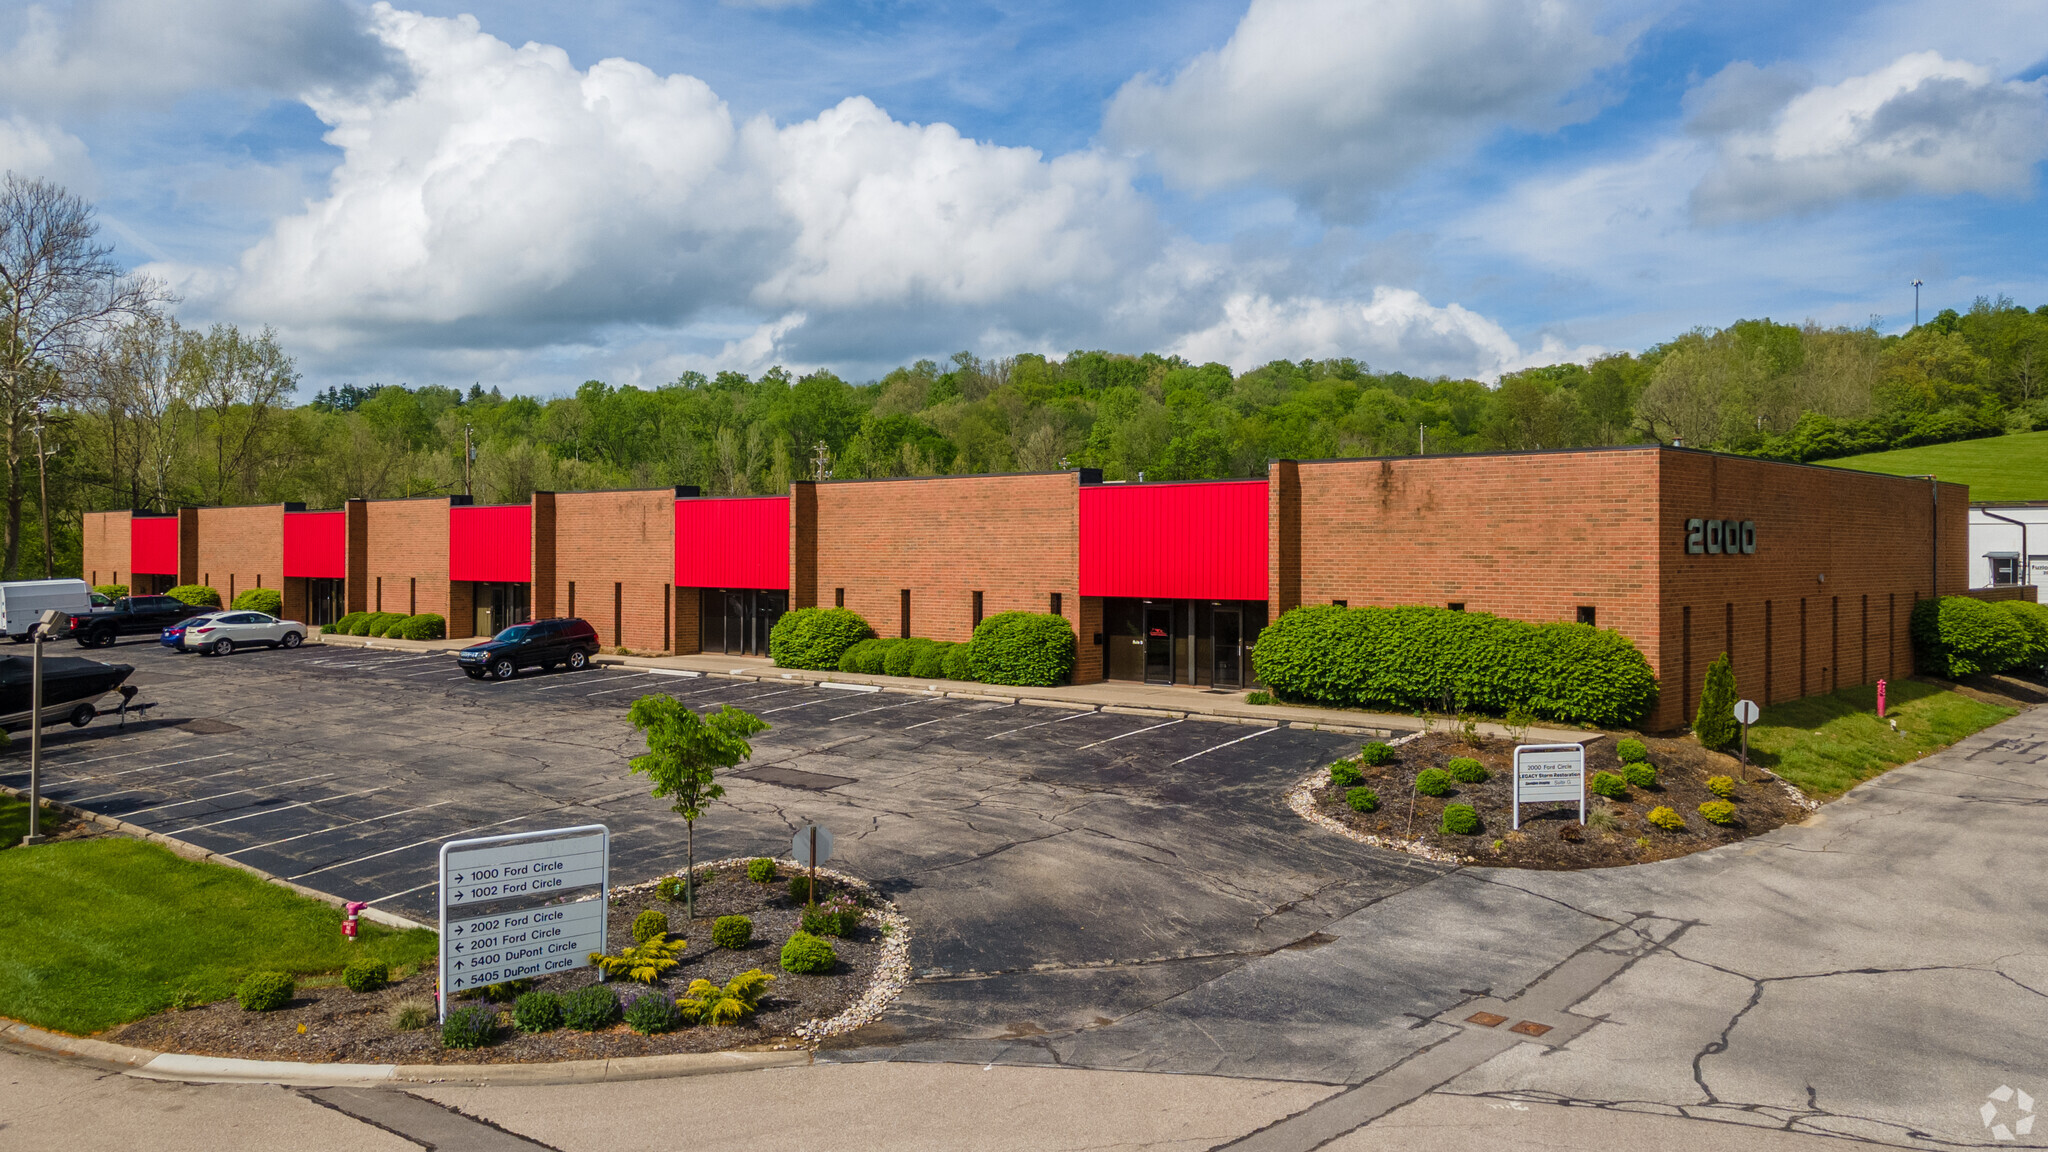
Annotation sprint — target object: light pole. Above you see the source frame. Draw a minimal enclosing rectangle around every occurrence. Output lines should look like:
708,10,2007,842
20,610,56,846
463,424,475,497
31,410,57,579
1912,279,1923,329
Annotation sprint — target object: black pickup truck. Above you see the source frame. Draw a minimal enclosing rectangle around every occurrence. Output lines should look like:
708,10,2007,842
67,595,208,648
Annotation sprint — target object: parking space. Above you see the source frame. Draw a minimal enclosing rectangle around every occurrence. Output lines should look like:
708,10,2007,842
7,635,1442,1059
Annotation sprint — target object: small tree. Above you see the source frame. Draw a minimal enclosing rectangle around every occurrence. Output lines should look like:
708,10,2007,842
627,697,768,922
1694,651,1738,750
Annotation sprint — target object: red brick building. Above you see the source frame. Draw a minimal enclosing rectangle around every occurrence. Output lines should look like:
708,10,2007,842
79,446,1968,731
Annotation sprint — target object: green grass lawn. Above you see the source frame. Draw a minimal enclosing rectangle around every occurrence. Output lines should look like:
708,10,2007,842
1823,430,2048,502
0,837,437,1034
1745,678,2016,799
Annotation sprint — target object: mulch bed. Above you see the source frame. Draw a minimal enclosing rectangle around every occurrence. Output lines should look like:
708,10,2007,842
113,862,880,1063
1309,732,1812,869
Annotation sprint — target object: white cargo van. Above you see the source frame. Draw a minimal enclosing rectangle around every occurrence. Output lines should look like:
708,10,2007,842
0,579,94,641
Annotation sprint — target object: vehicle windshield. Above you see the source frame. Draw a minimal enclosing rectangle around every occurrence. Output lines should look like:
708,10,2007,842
493,625,531,643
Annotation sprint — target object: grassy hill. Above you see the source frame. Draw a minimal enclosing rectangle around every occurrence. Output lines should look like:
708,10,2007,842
1822,431,2048,503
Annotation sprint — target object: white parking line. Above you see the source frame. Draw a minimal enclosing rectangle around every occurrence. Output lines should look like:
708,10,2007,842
905,703,1013,729
1077,719,1184,750
117,771,339,819
398,664,461,677
530,672,651,691
823,696,943,722
48,750,238,787
67,761,254,803
754,695,848,715
1170,725,1278,764
0,740,197,778
165,784,390,835
288,812,532,880
984,710,1095,740
719,686,807,703
222,800,454,856
367,879,438,906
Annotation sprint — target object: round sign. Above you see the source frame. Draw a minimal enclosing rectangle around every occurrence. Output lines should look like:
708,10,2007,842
790,824,835,867
1733,699,1760,725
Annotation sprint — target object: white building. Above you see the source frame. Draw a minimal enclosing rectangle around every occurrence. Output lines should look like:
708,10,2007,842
1969,503,2048,589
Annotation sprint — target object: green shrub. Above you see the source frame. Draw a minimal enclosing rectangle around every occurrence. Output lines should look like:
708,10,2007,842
1328,760,1363,787
968,611,1075,687
1623,762,1657,789
1250,604,1658,728
910,641,950,678
942,641,976,680
1912,595,2030,679
325,612,368,635
885,638,934,677
1447,757,1488,784
624,991,684,1035
512,990,564,1033
713,915,754,949
167,584,222,608
236,971,294,1011
1346,786,1379,813
678,969,774,1025
390,998,435,1031
440,1003,499,1049
860,638,903,675
1246,689,1274,705
393,613,446,640
562,984,621,1031
787,873,827,905
1694,652,1738,749
341,957,389,993
780,931,838,974
1359,741,1395,766
657,875,689,902
93,583,129,599
1589,771,1629,799
479,978,534,1002
800,895,863,938
230,587,284,616
746,858,777,883
1440,804,1481,835
771,607,875,670
368,612,411,637
1994,600,2048,671
632,909,670,943
592,934,685,983
1616,738,1648,764
1646,805,1686,831
836,638,880,673
1698,800,1738,826
1705,775,1736,799
1413,768,1453,797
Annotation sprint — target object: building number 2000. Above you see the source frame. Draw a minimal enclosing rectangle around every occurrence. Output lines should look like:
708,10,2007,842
1686,518,1756,555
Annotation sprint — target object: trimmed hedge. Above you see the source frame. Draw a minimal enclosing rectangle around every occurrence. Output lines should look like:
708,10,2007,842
230,587,283,616
968,611,1075,687
393,613,446,641
910,641,951,678
941,641,975,680
1694,652,1737,749
772,607,875,670
1251,604,1658,728
167,584,222,608
886,638,936,677
357,612,406,637
1912,595,2031,679
93,583,128,599
326,611,368,636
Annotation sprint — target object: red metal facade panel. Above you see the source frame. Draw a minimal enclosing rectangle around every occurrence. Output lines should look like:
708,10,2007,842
449,505,533,583
1080,480,1269,600
282,511,346,578
131,516,180,575
675,497,788,589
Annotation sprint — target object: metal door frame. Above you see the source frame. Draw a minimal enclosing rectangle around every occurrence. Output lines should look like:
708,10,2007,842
1143,605,1175,685
1212,607,1243,689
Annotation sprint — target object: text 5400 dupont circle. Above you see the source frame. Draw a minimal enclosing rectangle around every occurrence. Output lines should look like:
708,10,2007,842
438,826,611,1008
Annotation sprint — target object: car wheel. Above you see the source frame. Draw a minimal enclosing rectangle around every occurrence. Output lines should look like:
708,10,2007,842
566,649,589,671
97,630,118,648
211,638,235,656
465,668,485,679
280,631,302,649
67,703,96,728
491,658,516,680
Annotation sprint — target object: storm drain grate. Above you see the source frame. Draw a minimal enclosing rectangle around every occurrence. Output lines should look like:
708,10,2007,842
174,717,244,734
1508,1020,1553,1037
1465,1012,1507,1028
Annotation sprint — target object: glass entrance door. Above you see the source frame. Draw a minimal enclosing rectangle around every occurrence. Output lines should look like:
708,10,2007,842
1213,608,1243,688
474,582,531,638
306,578,344,626
1144,607,1174,683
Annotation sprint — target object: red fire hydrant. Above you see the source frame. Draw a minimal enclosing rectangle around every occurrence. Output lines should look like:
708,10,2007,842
343,901,369,939
1876,679,1887,719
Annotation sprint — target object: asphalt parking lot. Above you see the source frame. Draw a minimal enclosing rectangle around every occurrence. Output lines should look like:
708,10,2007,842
3,635,1445,1065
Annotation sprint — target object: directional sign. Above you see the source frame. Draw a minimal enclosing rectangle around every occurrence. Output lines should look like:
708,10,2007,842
791,824,834,867
1733,699,1760,725
438,825,609,1016
1512,744,1586,830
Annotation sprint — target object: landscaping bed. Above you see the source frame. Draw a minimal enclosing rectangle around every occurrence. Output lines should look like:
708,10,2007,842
113,861,899,1064
1299,732,1813,869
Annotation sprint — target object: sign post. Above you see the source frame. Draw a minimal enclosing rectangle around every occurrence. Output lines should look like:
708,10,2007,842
791,823,834,906
438,824,609,1021
1512,744,1586,830
1733,699,1760,780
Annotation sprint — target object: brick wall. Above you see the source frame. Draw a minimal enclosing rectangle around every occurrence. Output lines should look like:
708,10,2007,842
345,500,369,614
1964,585,2040,603
193,505,286,605
364,497,452,628
554,488,674,652
811,473,1080,650
531,492,558,619
82,511,129,587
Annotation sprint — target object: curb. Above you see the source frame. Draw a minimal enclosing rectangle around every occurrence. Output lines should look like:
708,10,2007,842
1,1018,810,1087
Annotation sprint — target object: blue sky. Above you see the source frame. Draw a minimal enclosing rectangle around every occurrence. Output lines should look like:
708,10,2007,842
2,0,2044,394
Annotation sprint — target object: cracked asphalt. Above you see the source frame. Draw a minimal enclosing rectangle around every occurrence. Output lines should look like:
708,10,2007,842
8,635,2047,1150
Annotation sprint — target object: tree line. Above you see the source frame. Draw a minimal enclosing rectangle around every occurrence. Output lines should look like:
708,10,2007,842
7,173,2047,581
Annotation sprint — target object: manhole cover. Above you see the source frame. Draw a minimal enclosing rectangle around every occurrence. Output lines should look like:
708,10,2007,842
1508,1020,1553,1037
728,764,856,791
1465,1012,1508,1028
174,718,244,735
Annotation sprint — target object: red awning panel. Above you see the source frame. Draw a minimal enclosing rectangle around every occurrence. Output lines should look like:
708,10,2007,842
675,497,786,589
282,511,346,579
130,515,179,576
450,504,532,583
1080,480,1269,600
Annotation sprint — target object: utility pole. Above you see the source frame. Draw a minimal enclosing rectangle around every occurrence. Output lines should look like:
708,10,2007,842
32,410,56,579
811,440,830,482
1418,423,1425,455
464,424,475,497
1912,279,1923,329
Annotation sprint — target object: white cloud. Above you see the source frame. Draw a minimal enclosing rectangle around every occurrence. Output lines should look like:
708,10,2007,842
1103,0,1632,219
1168,288,1600,378
1691,52,2048,223
0,114,93,190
